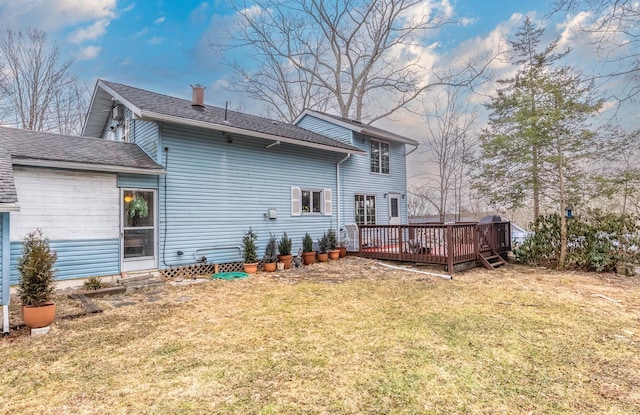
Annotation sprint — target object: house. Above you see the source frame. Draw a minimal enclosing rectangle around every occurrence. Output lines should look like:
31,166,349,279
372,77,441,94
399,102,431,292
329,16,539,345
1,80,418,333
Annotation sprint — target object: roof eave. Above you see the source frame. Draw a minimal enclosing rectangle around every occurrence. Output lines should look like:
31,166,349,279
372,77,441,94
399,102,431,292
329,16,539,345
0,203,20,212
361,127,419,146
139,110,366,155
13,158,166,176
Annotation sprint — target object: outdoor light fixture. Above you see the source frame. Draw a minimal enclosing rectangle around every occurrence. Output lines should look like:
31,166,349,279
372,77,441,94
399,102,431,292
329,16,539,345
124,195,133,203
383,193,388,198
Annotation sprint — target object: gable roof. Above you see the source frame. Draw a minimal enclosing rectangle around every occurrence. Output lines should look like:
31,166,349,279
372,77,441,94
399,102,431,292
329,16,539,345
293,109,419,147
84,80,364,155
0,126,165,211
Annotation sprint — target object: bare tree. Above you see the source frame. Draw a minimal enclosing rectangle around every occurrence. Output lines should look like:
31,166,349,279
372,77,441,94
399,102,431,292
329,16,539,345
216,0,495,122
551,0,640,104
413,86,477,221
0,28,87,133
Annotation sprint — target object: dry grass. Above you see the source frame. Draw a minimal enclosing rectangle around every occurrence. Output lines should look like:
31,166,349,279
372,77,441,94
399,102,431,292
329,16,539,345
2,257,639,414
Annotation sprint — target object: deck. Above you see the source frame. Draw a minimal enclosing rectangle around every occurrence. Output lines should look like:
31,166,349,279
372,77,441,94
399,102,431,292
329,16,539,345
353,222,511,274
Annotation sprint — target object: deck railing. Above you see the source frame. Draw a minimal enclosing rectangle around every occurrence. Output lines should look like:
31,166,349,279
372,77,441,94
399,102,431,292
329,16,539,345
355,222,511,273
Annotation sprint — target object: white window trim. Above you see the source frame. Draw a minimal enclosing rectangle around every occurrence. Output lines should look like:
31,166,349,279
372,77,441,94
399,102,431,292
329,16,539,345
370,139,390,175
291,186,332,216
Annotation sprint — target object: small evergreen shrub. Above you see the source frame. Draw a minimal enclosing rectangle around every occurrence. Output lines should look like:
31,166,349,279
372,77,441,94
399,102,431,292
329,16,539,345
302,233,314,252
264,233,278,263
18,229,57,306
278,232,292,256
326,228,338,250
242,228,258,263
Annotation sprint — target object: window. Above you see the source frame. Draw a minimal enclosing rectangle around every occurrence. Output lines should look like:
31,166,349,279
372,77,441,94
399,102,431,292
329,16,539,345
355,194,376,225
302,190,322,214
291,187,332,216
370,139,390,174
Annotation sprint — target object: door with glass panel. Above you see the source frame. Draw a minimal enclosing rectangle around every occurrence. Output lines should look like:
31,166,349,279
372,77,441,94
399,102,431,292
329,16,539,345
121,189,156,272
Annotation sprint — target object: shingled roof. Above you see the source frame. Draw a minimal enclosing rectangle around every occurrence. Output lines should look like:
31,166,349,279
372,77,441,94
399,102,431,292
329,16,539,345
293,109,419,146
84,80,363,154
0,127,165,210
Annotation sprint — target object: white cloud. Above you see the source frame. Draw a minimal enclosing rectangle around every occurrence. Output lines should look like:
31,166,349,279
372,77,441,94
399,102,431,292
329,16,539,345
67,19,110,44
154,16,165,24
75,45,101,60
148,36,165,45
0,0,117,32
135,27,148,37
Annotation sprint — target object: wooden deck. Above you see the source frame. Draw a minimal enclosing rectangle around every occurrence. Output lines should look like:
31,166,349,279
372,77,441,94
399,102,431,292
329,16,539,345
354,222,511,274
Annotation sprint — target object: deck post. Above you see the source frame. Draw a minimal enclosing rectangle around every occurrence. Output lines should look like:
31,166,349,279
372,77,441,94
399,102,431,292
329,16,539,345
446,224,454,275
398,225,404,261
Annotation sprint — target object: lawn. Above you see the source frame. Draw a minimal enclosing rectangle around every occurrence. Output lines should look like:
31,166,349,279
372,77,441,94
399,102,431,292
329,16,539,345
1,257,639,414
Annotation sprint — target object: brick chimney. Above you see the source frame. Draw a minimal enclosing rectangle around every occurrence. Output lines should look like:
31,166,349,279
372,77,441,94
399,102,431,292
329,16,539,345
190,84,206,110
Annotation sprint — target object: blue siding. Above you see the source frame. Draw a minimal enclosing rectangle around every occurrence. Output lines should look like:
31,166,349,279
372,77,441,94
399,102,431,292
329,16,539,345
1,213,7,306
131,119,159,161
9,239,120,284
158,124,342,267
297,115,354,144
339,132,408,226
118,174,159,189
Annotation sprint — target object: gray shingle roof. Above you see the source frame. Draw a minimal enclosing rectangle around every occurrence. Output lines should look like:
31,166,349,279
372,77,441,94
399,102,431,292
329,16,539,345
98,80,361,153
0,126,164,205
297,109,419,146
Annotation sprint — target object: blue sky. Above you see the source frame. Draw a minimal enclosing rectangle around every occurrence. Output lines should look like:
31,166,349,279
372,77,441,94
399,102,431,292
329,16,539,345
0,1,566,104
1,0,636,138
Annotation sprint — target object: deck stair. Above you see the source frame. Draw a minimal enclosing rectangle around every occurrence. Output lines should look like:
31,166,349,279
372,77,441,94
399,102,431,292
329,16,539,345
478,250,507,270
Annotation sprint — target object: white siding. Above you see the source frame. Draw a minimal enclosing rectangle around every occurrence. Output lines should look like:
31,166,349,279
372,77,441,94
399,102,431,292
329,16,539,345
11,167,119,241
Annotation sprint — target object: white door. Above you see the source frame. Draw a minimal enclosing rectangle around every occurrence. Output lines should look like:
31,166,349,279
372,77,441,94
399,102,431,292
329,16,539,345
388,193,400,225
121,189,157,272
388,193,400,242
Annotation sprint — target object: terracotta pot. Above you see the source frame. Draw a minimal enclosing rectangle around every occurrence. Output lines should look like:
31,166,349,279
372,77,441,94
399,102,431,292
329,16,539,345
263,262,277,272
328,249,340,260
302,251,316,265
22,303,56,329
339,246,347,258
278,254,293,269
243,262,258,274
317,252,328,262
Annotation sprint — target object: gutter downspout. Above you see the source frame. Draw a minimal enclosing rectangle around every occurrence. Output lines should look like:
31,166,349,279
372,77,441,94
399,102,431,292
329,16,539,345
2,213,10,335
405,143,418,157
336,154,351,232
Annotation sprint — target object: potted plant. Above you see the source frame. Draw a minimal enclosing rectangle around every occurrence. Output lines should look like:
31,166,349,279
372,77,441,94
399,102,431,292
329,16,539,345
317,232,329,262
302,232,316,265
18,229,58,329
278,232,293,269
263,233,278,272
327,228,340,260
242,228,259,274
127,195,149,226
338,229,348,258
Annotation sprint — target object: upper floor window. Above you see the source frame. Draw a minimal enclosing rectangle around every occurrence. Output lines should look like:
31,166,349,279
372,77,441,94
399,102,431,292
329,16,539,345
370,139,390,174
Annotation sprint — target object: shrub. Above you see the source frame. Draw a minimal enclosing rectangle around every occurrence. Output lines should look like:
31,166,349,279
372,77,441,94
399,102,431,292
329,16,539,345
18,229,57,307
514,211,640,272
264,233,278,263
242,228,258,263
278,232,292,256
326,228,338,250
84,276,104,291
302,233,314,252
318,233,329,253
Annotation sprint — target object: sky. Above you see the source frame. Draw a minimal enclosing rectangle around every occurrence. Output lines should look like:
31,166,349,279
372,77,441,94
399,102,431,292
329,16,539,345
0,0,637,179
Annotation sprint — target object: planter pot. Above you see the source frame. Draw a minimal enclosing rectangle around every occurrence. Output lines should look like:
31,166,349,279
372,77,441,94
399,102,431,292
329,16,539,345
263,262,277,272
22,303,56,329
328,249,340,260
317,252,328,262
339,246,347,258
302,251,316,265
278,254,293,269
243,262,258,274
